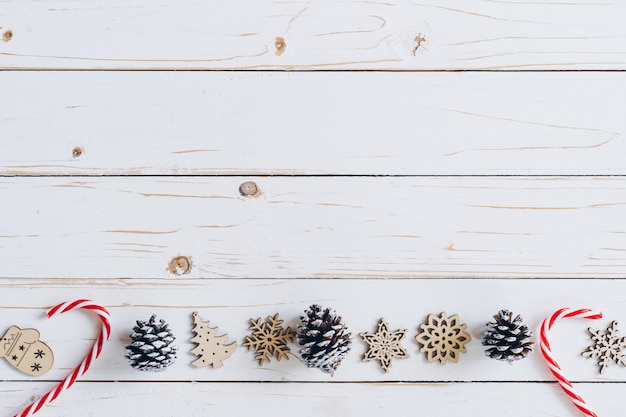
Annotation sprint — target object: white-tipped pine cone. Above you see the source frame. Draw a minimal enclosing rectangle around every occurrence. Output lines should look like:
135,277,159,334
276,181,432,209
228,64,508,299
297,304,352,374
483,309,534,362
125,315,178,371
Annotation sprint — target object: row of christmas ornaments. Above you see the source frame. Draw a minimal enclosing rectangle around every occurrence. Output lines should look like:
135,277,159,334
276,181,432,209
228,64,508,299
124,305,620,375
3,305,619,378
7,301,607,417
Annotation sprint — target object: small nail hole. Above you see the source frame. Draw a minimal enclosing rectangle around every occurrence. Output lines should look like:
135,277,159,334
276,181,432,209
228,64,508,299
239,181,261,198
2,30,13,42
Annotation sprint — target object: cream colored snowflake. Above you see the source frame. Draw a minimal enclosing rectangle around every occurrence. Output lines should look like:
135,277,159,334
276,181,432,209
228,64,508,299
360,318,410,372
416,312,471,364
582,321,626,374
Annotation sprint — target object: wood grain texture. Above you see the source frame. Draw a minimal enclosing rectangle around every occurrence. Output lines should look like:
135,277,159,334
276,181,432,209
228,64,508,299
1,71,625,176
3,382,623,417
0,279,622,383
0,176,625,279
4,0,625,412
1,0,625,70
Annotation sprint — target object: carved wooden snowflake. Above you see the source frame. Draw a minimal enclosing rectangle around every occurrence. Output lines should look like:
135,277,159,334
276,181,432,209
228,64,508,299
360,318,409,372
242,313,295,366
582,320,626,374
416,312,471,364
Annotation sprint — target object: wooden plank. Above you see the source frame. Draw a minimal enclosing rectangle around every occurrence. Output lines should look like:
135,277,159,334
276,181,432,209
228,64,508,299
1,0,625,70
2,381,622,417
0,176,625,279
0,279,622,382
1,71,625,176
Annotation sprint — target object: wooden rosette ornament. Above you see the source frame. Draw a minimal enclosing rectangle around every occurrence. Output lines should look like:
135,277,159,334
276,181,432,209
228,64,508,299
416,312,471,364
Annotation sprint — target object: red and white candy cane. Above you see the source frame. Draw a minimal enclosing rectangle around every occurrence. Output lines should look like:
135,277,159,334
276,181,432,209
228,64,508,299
14,300,111,417
540,308,602,417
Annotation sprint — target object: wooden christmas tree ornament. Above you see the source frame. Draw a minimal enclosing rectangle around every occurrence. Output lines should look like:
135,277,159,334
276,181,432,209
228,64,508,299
0,325,54,376
360,318,409,373
416,312,471,364
190,312,237,368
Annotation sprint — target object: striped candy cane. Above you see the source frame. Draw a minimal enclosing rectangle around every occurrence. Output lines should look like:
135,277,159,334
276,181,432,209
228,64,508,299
540,308,602,417
14,300,111,417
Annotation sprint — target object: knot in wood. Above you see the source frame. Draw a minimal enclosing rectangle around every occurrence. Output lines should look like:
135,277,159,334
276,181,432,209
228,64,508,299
2,30,12,42
239,181,261,198
168,256,192,275
274,37,286,56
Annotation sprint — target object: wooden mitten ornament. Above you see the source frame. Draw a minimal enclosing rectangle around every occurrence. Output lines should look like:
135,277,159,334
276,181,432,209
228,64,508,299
1,325,53,376
190,312,237,368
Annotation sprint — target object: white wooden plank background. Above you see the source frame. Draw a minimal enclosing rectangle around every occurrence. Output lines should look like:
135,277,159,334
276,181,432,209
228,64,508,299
0,176,625,279
1,71,625,176
3,0,626,416
1,0,625,70
5,382,623,417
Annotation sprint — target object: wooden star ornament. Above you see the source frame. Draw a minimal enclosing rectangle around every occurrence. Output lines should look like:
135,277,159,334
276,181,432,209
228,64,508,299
360,318,410,372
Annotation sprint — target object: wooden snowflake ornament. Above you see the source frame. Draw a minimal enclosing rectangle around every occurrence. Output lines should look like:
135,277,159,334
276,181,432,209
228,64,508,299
416,312,471,364
190,312,237,369
242,313,295,366
582,320,626,374
360,318,409,372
